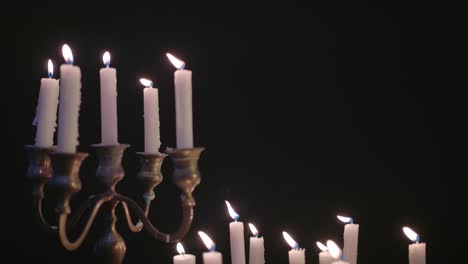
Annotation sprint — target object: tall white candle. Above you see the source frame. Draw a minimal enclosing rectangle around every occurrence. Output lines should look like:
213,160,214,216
327,240,350,264
57,44,81,153
283,232,305,264
140,78,161,154
337,215,359,264
198,231,222,264
173,242,196,264
403,227,426,264
316,242,334,264
99,51,118,145
225,201,246,264
34,59,59,147
248,223,265,264
167,53,193,149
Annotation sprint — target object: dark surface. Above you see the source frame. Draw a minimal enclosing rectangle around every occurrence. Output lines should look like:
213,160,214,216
2,1,462,263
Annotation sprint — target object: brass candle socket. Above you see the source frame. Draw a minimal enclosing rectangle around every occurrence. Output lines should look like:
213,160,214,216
27,144,205,264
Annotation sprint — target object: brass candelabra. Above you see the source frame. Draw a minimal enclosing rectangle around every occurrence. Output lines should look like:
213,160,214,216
25,144,204,264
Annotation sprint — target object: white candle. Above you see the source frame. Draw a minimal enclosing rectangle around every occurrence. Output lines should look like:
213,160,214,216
99,51,118,145
34,59,59,147
327,240,350,264
337,215,359,264
140,78,161,153
167,53,193,149
198,231,222,264
283,232,305,264
173,242,196,264
57,44,81,153
225,201,245,264
403,227,426,264
248,223,265,264
316,242,334,264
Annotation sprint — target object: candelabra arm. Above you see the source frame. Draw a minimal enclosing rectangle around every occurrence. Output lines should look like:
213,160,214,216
58,194,113,251
33,197,57,232
116,194,193,242
121,201,150,232
67,194,103,229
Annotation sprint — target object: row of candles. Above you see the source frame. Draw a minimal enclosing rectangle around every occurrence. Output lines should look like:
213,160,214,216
32,45,426,264
175,202,426,264
33,44,192,151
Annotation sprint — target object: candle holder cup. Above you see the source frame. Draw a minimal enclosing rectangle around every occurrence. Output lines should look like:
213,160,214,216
26,144,205,264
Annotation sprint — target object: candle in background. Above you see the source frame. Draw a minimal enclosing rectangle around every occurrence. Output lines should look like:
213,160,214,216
34,59,59,147
173,242,196,264
166,53,193,149
140,78,161,153
282,231,305,264
99,51,118,145
248,223,265,264
316,241,334,264
337,215,359,264
403,227,426,264
225,201,246,264
198,231,222,264
57,44,82,153
327,240,349,264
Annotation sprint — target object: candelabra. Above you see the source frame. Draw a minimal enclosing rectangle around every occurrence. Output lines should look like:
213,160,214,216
25,144,204,264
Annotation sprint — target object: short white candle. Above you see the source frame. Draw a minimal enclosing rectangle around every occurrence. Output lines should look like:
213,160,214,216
248,223,265,264
99,51,118,145
167,53,193,149
173,242,196,264
283,231,305,264
327,240,350,264
225,201,246,264
337,215,359,264
316,242,334,264
34,59,59,147
403,227,426,264
57,44,81,153
198,231,222,264
140,78,161,154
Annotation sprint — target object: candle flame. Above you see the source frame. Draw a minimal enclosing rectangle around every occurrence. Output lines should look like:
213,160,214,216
282,231,299,249
47,59,53,78
139,78,153,88
176,242,185,255
62,44,74,64
103,51,111,67
337,215,353,224
316,241,328,252
326,240,342,259
403,226,420,243
248,223,259,237
198,231,215,251
225,201,240,221
166,53,185,70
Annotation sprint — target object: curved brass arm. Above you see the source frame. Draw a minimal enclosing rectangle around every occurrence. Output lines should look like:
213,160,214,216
121,201,150,232
115,194,194,243
58,194,113,251
33,197,57,233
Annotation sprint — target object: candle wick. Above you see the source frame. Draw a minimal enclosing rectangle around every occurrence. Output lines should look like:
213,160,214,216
294,243,300,250
210,245,216,252
416,235,420,244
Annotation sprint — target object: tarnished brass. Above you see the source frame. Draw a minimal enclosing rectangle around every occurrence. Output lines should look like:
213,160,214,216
136,152,167,202
92,144,129,192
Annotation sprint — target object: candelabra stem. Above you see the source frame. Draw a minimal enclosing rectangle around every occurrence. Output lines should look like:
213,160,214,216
94,200,126,264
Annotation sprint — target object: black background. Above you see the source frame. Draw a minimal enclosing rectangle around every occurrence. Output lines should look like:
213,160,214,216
2,1,463,263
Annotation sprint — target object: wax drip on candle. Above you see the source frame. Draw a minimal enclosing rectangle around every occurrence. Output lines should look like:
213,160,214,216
167,53,186,70
103,51,111,68
47,59,53,78
403,226,420,243
140,78,153,88
62,44,74,64
283,231,300,250
198,231,216,252
248,223,259,238
225,200,240,221
337,215,354,224
326,240,343,260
